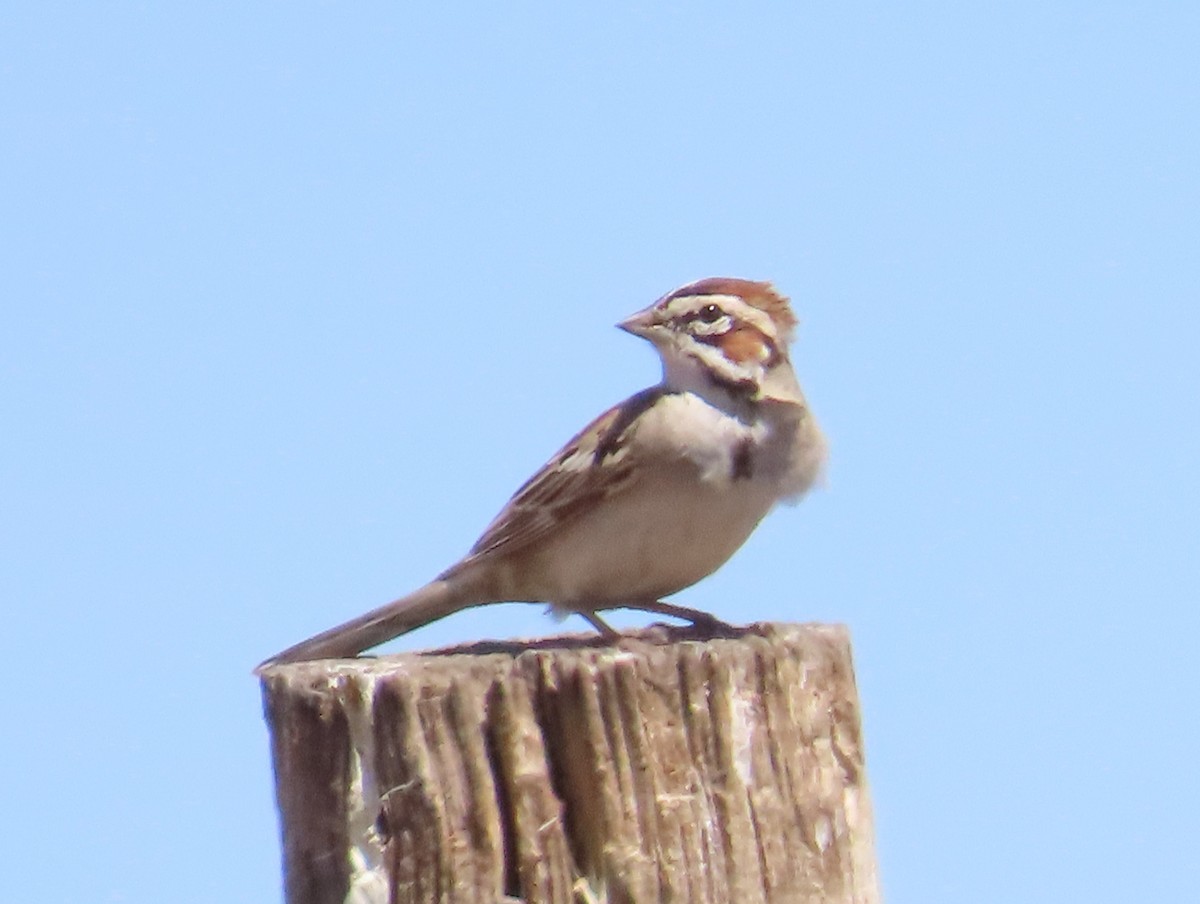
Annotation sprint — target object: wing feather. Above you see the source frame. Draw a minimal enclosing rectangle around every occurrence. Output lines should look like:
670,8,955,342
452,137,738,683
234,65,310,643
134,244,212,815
458,387,665,566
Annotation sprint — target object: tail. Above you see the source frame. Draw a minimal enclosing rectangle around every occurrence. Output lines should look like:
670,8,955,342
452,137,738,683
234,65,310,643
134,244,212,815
256,577,477,671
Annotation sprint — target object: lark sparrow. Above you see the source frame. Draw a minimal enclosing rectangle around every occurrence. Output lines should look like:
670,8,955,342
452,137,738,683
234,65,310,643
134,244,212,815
259,278,826,667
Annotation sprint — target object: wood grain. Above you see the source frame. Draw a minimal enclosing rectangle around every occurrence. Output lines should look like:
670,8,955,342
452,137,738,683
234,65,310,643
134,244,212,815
258,623,880,904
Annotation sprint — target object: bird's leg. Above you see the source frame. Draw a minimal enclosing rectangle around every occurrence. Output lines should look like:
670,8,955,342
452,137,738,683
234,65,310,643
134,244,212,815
594,600,737,632
577,610,621,638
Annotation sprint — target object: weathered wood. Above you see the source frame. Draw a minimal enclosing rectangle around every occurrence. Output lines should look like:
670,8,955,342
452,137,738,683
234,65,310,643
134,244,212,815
259,623,880,904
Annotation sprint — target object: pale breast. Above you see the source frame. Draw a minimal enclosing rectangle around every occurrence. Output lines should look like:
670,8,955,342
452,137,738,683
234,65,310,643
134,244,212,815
519,462,778,606
635,392,769,485
487,389,820,608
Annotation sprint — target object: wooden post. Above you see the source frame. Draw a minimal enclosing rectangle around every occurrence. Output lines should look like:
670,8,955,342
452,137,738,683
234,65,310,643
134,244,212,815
258,623,881,904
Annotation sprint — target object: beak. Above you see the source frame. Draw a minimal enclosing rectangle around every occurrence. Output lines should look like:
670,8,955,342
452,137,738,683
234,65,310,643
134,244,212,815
617,306,658,339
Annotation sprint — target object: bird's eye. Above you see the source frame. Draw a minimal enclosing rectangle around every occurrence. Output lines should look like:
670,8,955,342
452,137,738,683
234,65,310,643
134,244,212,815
697,303,723,323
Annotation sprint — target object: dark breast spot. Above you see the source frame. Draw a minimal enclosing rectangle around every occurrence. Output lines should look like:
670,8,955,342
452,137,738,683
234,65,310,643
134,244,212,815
732,438,754,481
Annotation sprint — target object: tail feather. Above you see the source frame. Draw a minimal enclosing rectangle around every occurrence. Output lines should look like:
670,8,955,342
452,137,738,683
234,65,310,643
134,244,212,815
256,578,472,670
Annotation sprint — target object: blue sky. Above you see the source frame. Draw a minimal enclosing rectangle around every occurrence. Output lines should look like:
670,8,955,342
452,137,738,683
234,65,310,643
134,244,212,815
3,4,1198,902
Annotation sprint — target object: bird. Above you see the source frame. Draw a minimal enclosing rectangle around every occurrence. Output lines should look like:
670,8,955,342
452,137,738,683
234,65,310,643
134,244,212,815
257,277,826,668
